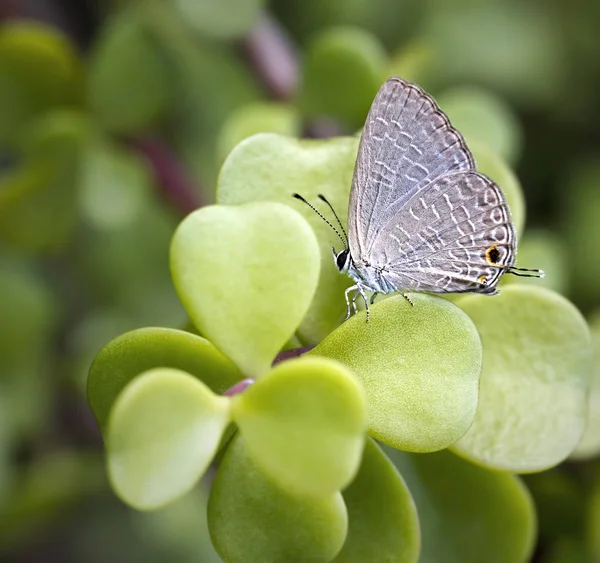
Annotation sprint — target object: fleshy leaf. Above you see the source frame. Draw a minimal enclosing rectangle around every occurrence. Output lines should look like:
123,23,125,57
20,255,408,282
453,285,593,471
175,0,265,39
437,86,523,165
311,293,482,452
217,102,300,163
388,448,536,563
571,312,600,459
232,356,366,496
217,133,359,344
171,202,320,377
88,8,172,134
333,438,420,563
502,229,568,294
87,328,241,433
298,27,387,128
0,21,83,145
208,434,348,563
471,142,525,237
107,368,230,510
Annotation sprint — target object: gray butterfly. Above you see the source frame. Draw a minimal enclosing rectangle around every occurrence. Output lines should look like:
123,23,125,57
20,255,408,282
295,77,543,321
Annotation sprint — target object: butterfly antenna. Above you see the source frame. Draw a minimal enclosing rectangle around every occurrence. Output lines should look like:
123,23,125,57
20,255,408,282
317,194,349,248
292,193,347,249
507,267,545,279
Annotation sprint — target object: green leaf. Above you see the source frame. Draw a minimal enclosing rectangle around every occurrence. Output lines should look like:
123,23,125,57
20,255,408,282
87,328,241,433
388,448,536,563
563,159,600,307
299,27,387,129
88,8,172,134
0,155,78,252
453,285,593,471
312,293,482,452
437,86,523,165
0,21,83,145
208,434,348,563
217,102,300,163
523,469,585,543
217,133,359,344
232,356,366,496
175,0,264,39
107,368,230,510
502,229,568,294
170,202,320,377
333,438,420,563
80,135,152,231
471,142,525,237
571,311,600,459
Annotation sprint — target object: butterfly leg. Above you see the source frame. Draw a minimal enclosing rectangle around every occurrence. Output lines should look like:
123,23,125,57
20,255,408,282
370,292,378,305
344,285,358,321
399,292,414,307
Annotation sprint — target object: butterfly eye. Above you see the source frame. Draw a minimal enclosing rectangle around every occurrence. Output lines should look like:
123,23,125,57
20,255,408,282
336,249,350,271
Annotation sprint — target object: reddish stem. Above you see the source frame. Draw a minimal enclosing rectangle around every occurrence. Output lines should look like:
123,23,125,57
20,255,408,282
130,137,202,215
241,11,299,101
224,378,255,396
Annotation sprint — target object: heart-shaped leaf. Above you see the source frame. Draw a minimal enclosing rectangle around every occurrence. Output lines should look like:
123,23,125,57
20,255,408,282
298,27,387,128
453,285,593,471
437,86,523,165
388,447,536,563
471,142,525,237
312,293,482,452
571,311,600,460
232,356,366,496
170,201,320,377
208,434,348,563
333,438,420,563
107,368,230,510
217,133,359,344
87,327,241,433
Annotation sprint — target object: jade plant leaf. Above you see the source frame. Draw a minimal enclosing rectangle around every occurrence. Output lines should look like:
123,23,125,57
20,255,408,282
175,0,265,39
571,311,600,459
80,135,153,231
453,285,593,471
217,133,359,344
171,201,320,377
232,356,366,497
107,368,230,510
471,142,525,237
87,327,242,433
298,27,387,129
208,434,348,563
437,86,523,165
312,293,482,452
217,102,300,163
0,21,83,145
502,229,568,294
388,448,536,563
333,438,420,563
88,8,172,134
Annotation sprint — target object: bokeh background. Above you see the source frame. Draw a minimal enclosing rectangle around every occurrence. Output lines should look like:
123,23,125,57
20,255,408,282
1,0,599,561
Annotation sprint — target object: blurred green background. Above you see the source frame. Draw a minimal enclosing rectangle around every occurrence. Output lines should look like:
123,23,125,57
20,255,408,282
1,0,600,561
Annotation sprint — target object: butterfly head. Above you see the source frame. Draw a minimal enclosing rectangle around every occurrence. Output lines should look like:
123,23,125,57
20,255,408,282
333,247,351,273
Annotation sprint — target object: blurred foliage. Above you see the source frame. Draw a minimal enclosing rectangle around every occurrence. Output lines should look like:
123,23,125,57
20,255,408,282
1,0,600,561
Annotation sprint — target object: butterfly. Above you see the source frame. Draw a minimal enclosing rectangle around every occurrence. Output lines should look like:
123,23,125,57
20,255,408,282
294,77,543,321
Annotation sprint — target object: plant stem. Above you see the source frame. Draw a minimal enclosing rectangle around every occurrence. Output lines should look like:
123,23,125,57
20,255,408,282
130,136,202,215
241,11,299,101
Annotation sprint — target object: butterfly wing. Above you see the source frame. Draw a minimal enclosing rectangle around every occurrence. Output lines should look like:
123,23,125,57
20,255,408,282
370,171,516,293
348,77,476,262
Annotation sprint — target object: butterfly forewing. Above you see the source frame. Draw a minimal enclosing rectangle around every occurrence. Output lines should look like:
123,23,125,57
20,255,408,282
348,77,475,261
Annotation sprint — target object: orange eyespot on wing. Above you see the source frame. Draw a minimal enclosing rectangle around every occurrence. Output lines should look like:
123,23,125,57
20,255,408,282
485,245,501,265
